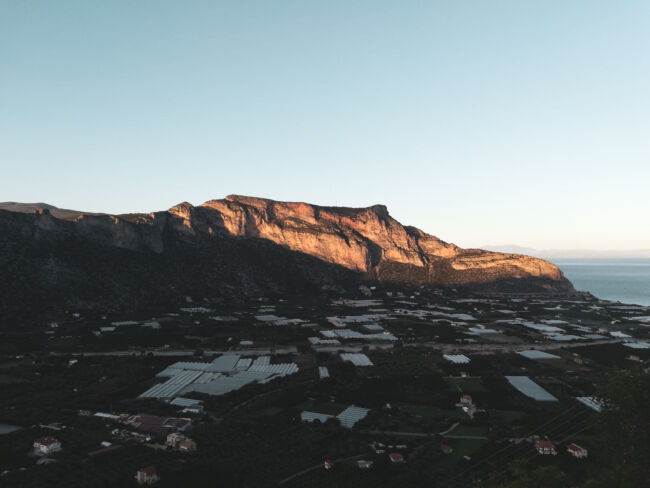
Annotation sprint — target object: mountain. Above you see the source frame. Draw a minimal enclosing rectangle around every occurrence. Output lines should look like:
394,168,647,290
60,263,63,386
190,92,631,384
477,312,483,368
0,195,573,323
484,244,650,260
0,202,103,220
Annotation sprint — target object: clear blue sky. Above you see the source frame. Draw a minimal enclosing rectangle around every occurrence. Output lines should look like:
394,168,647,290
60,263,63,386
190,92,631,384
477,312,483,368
1,1,649,250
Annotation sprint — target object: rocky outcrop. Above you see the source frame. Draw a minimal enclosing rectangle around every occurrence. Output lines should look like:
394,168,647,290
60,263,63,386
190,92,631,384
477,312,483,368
200,195,567,287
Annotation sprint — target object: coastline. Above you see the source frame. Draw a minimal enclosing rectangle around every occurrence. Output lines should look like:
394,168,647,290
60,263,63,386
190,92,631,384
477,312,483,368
555,258,650,306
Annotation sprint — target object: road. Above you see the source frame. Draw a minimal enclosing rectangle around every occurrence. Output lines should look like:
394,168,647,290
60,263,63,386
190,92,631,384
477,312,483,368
51,347,298,357
404,338,622,354
54,338,620,358
359,428,488,440
232,338,617,356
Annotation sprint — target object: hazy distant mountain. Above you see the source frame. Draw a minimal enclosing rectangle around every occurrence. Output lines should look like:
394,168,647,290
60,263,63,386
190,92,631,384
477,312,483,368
484,244,650,260
0,196,574,321
0,202,102,220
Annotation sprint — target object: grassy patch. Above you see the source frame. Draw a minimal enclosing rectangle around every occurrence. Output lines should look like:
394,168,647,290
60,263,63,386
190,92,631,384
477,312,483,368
401,404,466,419
438,439,489,467
447,424,488,436
445,377,487,393
307,402,348,416
490,409,526,424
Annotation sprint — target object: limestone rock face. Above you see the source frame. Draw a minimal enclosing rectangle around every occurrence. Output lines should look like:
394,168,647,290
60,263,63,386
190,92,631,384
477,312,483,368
199,195,566,287
202,195,454,271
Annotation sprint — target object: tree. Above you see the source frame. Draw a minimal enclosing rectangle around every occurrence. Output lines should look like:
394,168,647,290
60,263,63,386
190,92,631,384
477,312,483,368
474,461,572,488
590,371,650,488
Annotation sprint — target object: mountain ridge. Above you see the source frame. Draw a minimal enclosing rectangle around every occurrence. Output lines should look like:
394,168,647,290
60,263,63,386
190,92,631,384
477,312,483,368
0,201,104,220
484,244,650,260
0,196,574,322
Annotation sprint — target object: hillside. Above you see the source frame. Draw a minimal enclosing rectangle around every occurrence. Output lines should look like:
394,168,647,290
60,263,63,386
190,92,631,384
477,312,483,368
0,196,574,322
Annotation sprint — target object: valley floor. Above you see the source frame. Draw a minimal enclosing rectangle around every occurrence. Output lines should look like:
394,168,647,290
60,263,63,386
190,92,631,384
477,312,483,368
1,286,648,487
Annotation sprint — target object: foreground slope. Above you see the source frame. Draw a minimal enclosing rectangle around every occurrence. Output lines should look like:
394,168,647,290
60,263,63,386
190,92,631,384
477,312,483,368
0,196,573,321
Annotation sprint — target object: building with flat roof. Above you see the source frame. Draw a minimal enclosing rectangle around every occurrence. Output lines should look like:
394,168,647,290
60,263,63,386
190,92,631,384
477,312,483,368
135,466,159,485
166,432,185,448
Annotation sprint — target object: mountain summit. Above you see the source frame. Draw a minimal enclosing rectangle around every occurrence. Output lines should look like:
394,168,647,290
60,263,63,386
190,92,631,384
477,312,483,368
0,196,573,320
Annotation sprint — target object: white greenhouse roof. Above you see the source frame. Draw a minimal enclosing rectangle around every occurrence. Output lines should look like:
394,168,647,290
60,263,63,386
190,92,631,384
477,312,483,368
522,322,564,333
208,355,241,372
181,379,253,396
546,334,583,341
518,350,561,360
248,363,298,376
193,372,222,384
336,406,370,428
139,370,204,399
363,324,384,331
340,353,374,366
443,354,470,364
235,358,253,370
301,411,333,423
142,354,298,399
610,331,632,338
170,397,203,407
251,356,270,366
576,396,602,412
335,329,366,339
505,376,558,402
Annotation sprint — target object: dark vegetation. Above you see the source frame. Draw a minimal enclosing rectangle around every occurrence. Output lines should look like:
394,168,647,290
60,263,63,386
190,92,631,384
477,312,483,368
1,285,648,487
0,209,358,325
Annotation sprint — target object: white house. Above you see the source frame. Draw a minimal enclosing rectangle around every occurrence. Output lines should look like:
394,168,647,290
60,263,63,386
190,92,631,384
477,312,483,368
535,440,556,455
460,394,473,405
33,437,62,455
567,443,588,458
135,466,159,485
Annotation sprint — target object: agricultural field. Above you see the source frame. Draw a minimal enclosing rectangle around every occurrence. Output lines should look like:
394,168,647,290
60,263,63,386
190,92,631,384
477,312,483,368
1,287,648,487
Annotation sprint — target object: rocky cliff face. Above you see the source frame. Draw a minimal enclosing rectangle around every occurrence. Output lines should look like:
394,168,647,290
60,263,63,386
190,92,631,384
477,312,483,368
201,195,566,287
0,196,573,322
202,196,455,272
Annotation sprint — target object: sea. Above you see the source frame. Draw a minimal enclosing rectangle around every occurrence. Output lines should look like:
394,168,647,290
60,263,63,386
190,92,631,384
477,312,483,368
553,259,650,306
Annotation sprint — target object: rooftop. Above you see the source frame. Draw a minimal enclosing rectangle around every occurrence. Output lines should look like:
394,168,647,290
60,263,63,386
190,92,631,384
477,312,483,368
34,436,59,446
